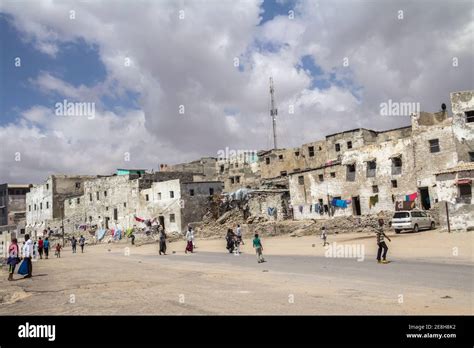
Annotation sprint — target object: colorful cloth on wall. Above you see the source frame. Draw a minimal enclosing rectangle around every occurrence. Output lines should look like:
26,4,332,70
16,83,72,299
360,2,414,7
331,199,348,208
125,228,134,237
134,215,145,222
405,192,418,202
97,229,107,241
395,201,415,210
369,195,379,208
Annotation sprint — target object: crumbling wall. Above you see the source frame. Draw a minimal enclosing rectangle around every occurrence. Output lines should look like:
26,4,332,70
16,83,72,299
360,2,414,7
451,90,474,164
438,201,474,231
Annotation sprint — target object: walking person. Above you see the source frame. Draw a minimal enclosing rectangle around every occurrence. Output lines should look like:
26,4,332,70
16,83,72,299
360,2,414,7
55,243,62,258
185,226,194,254
22,234,33,278
79,235,85,253
321,226,329,247
7,238,20,281
225,229,235,253
33,241,38,260
38,237,44,259
236,224,244,245
71,236,77,253
375,218,391,264
252,233,265,263
159,226,167,255
43,237,50,259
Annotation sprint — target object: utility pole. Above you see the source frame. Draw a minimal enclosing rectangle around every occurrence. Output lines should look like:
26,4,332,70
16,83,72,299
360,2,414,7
269,77,278,149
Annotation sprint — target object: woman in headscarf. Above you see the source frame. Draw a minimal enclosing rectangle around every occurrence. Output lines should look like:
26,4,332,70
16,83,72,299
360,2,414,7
185,226,194,254
7,238,20,281
159,225,167,255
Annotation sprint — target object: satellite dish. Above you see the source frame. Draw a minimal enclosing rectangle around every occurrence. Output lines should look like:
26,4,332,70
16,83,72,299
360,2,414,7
441,103,446,111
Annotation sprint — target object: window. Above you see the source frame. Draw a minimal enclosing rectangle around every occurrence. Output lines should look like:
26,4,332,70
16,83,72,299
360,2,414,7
29,205,31,212
146,194,149,201
170,191,174,198
335,144,341,152
123,202,127,208
346,164,356,181
89,193,93,201
330,172,336,178
40,202,43,210
265,157,270,165
104,191,107,197
366,160,376,177
69,199,72,205
96,192,100,200
347,141,352,149
75,182,81,189
170,214,176,223
106,207,109,211
465,110,474,123
34,204,37,211
46,184,49,190
372,185,379,193
458,184,472,201
76,198,80,204
209,188,214,195
280,171,288,176
318,174,324,182
235,163,239,168
392,157,402,175
470,152,474,162
294,151,300,157
391,180,398,188
308,146,315,157
46,202,49,209
298,176,304,185
429,139,440,153
236,176,241,183
220,165,224,173
278,154,284,160
230,177,235,184
189,189,195,196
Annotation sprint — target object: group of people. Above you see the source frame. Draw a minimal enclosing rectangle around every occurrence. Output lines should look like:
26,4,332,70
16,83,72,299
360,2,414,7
6,230,89,281
224,224,265,263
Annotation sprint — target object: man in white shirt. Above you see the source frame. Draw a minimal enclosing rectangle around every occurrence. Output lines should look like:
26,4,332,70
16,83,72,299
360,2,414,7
22,234,33,278
236,224,244,245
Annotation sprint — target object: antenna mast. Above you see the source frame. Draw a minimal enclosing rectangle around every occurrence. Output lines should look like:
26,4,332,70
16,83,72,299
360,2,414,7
269,77,278,149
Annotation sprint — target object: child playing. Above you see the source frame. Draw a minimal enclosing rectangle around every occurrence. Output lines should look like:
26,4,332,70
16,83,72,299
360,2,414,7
321,226,329,246
55,243,62,258
252,233,265,263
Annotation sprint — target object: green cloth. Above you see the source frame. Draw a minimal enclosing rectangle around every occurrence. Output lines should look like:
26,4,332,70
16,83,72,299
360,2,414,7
125,228,134,237
369,195,379,208
253,237,262,248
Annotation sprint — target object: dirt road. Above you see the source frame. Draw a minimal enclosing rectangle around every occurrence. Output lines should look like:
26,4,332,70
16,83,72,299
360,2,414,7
0,230,472,315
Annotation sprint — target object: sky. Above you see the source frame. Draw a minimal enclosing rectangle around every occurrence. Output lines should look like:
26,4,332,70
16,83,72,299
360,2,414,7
0,0,473,184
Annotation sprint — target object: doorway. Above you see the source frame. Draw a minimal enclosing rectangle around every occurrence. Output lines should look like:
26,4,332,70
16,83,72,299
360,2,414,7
419,187,431,210
352,196,361,216
159,216,165,229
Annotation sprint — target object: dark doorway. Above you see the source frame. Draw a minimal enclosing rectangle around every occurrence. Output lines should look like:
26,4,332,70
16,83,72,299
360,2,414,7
113,208,118,221
419,187,431,210
159,216,165,229
105,217,110,229
352,196,361,216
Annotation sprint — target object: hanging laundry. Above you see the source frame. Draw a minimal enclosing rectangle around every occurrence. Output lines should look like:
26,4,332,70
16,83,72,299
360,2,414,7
405,192,418,202
97,229,107,241
134,215,146,222
369,195,379,208
267,207,276,216
314,203,320,212
125,228,134,237
298,205,304,213
331,199,348,208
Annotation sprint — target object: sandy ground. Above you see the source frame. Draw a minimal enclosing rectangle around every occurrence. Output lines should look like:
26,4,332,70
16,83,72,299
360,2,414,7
0,229,472,315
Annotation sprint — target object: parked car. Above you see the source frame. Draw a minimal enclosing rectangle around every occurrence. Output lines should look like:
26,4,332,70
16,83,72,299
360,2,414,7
391,210,435,233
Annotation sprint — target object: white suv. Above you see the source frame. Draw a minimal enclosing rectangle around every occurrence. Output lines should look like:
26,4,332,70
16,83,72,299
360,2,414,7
391,210,435,233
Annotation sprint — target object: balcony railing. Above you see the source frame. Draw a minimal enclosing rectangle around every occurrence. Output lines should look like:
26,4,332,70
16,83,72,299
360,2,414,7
456,196,472,204
391,166,402,175
366,169,376,178
346,172,356,182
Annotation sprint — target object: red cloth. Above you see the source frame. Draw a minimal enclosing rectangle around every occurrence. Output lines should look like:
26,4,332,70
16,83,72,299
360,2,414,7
38,240,43,248
134,216,145,222
185,241,193,252
407,192,418,201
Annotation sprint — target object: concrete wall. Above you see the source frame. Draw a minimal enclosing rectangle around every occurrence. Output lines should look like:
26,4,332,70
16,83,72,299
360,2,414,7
451,90,474,163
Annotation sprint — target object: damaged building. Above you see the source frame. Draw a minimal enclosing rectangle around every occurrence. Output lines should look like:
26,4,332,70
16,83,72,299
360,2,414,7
288,91,473,228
